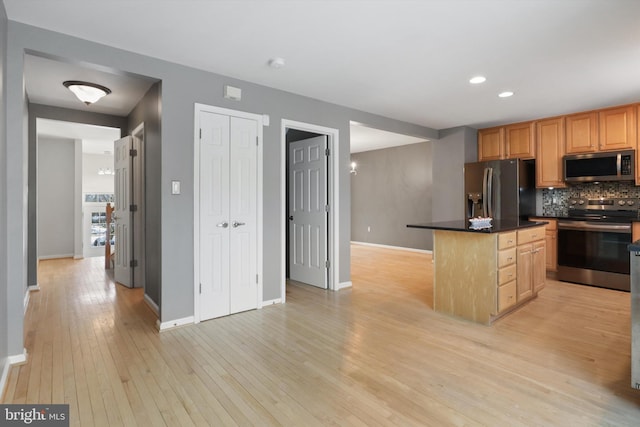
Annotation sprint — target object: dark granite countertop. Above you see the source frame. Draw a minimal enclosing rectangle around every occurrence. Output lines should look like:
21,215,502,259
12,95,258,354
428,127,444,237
407,219,547,233
629,240,640,252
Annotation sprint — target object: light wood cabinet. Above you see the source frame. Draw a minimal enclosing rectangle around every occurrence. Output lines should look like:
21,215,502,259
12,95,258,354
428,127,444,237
533,240,546,293
497,231,517,313
599,105,636,151
432,227,545,325
633,222,640,243
530,218,557,272
535,117,566,188
478,127,504,161
505,121,535,159
566,111,598,154
516,227,546,302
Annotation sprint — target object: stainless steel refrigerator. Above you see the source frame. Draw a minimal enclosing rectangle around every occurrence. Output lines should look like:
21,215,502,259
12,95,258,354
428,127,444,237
464,159,535,220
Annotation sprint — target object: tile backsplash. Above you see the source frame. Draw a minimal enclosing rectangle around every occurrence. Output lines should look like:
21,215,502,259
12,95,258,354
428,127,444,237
541,182,640,216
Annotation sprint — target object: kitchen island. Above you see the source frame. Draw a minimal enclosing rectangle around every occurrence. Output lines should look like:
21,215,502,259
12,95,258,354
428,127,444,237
408,220,547,325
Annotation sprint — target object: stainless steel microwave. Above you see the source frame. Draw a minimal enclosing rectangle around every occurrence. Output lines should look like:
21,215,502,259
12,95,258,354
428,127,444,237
563,150,635,183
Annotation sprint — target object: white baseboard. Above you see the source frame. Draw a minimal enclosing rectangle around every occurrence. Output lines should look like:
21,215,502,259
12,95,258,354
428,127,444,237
351,241,432,254
38,254,74,260
144,294,159,317
24,284,41,314
156,316,194,332
73,255,84,260
8,350,27,365
336,281,352,290
1,349,28,399
262,298,282,306
23,291,30,314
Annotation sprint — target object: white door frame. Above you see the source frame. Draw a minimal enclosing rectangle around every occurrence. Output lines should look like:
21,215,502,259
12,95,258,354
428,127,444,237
281,120,340,302
131,122,146,291
193,103,264,323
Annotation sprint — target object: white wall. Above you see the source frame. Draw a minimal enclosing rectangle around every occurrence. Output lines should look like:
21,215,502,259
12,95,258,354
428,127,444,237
37,136,75,258
82,153,115,194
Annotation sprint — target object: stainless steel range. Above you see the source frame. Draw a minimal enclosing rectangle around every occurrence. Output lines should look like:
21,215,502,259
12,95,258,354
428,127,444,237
557,197,638,291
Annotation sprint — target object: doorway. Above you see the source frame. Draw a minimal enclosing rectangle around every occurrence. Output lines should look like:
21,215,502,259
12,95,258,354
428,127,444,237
281,120,341,301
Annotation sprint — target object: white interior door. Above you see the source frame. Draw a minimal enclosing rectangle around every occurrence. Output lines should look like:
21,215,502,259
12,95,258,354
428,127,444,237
114,136,133,288
229,116,258,313
288,135,328,288
199,111,258,321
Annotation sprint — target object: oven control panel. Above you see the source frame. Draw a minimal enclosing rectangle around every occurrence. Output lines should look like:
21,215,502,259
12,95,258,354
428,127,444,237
568,198,638,211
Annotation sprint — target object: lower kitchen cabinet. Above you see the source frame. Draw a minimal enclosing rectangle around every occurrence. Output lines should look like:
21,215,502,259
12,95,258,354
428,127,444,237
517,227,546,302
431,225,546,325
530,217,558,272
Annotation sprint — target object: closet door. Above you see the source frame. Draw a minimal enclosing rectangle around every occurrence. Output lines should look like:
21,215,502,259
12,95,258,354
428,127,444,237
229,116,258,314
199,111,258,321
200,112,231,320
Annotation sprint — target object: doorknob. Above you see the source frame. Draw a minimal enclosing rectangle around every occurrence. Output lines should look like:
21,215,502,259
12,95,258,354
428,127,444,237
232,221,245,228
112,214,118,221
288,216,293,221
216,222,229,228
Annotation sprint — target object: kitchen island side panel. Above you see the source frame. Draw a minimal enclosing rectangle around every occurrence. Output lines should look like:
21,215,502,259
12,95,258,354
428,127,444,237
434,230,497,324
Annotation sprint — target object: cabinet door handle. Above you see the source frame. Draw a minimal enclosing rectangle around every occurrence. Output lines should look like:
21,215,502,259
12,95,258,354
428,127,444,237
216,222,228,228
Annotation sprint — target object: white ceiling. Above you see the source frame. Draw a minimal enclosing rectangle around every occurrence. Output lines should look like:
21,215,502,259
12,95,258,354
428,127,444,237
37,118,121,154
25,54,155,116
6,0,640,131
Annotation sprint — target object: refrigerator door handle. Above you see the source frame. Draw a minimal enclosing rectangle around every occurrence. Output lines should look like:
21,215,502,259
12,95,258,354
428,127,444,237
487,167,494,218
482,167,489,217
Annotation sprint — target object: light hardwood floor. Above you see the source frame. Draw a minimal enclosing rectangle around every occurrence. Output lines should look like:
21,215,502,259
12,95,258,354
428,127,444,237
2,245,640,426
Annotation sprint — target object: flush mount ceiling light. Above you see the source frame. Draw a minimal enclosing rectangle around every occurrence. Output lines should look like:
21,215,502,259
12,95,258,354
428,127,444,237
63,80,111,105
469,76,486,84
498,91,514,98
268,57,286,69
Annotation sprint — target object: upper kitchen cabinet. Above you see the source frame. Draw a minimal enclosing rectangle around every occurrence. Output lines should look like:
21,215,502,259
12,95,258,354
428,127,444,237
505,122,535,159
535,117,566,188
565,111,598,154
598,105,636,151
478,127,504,161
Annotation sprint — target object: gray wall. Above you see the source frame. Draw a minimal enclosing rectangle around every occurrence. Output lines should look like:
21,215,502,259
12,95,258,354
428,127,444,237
351,142,433,250
127,82,161,308
27,104,127,288
0,0,8,375
4,21,437,354
432,126,478,223
37,137,74,257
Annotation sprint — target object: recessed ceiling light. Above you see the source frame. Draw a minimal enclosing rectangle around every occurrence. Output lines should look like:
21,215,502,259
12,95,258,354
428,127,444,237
498,91,514,98
469,76,486,84
268,57,286,69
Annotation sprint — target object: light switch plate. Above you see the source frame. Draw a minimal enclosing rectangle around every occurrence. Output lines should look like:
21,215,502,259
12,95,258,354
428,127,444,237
171,181,181,195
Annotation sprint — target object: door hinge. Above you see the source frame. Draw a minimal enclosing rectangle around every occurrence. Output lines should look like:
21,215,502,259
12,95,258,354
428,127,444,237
129,148,138,157
325,204,330,212
325,260,330,269
256,274,259,284
256,136,259,146
199,128,202,140
199,283,202,294
325,148,330,156
129,204,138,212
129,260,138,268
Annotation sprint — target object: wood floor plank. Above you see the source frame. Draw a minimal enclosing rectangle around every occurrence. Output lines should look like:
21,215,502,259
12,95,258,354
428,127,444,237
2,248,640,426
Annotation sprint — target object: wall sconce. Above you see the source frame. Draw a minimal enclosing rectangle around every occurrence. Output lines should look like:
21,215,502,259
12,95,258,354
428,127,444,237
350,161,357,175
98,168,115,176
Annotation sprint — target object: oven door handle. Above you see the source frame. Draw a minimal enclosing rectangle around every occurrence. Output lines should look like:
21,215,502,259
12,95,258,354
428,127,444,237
558,221,631,233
